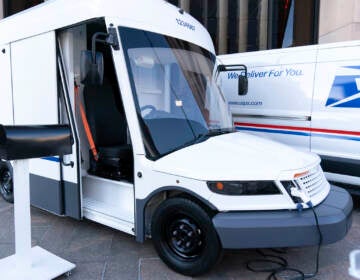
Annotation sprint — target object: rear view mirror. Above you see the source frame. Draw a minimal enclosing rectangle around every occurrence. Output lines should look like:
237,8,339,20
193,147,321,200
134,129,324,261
80,50,104,86
238,74,248,96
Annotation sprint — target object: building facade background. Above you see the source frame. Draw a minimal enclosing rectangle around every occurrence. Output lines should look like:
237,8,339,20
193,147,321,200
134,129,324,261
168,0,319,54
319,0,360,44
0,0,359,54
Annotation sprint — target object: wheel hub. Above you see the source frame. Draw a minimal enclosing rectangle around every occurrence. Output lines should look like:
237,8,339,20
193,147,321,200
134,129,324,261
167,217,203,258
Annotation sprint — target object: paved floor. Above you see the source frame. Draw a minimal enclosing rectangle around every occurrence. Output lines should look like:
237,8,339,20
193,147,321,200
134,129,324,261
0,196,358,280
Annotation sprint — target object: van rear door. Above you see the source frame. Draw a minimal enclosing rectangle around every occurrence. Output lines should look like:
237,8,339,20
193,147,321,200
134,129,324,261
218,47,317,151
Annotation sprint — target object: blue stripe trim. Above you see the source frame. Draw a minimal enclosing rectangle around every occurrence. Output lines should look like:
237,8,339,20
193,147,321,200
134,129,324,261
312,133,360,142
41,156,60,163
236,126,360,141
236,126,310,136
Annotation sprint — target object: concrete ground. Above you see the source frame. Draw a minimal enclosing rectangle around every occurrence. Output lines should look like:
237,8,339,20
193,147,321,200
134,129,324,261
0,196,358,280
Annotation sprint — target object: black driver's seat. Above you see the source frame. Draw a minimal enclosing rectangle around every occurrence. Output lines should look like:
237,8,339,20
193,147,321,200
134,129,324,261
83,81,133,180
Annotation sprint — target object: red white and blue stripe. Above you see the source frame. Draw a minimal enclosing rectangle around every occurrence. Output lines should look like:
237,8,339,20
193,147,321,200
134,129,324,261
235,122,360,142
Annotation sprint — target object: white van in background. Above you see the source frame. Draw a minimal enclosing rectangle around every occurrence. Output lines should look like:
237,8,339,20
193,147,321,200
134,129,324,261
218,41,360,193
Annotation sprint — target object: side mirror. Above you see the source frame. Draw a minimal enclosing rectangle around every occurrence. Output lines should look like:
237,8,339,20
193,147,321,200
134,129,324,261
215,63,248,95
238,74,248,96
80,50,104,86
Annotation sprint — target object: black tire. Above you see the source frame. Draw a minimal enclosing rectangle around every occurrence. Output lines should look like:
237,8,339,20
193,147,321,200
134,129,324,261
151,197,222,276
0,163,13,203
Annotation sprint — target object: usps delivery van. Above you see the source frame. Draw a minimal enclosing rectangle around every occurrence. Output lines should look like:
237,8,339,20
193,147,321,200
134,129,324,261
0,0,353,276
218,42,360,194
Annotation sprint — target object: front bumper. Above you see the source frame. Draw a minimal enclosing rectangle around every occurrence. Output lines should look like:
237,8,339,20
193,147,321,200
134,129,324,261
213,185,352,249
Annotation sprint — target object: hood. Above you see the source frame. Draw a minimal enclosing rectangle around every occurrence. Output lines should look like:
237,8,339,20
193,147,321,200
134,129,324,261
153,132,319,181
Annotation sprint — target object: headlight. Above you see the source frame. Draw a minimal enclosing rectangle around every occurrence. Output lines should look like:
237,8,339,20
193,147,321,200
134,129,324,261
207,181,281,195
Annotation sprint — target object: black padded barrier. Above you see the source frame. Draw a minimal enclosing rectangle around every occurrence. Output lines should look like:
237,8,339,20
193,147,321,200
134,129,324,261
0,125,73,160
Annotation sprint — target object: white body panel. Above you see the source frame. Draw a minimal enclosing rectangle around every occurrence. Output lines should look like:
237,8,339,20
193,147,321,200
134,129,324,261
11,32,58,126
153,132,318,181
10,32,60,181
148,132,328,211
218,41,360,187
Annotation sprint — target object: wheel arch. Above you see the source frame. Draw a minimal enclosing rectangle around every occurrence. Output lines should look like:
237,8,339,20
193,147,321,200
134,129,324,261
135,186,218,243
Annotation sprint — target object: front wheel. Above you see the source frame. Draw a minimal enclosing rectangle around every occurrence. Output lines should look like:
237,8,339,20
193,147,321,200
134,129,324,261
151,197,222,276
0,164,13,203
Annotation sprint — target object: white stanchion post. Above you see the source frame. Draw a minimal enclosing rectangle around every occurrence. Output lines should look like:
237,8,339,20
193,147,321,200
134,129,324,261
0,158,75,280
13,159,32,271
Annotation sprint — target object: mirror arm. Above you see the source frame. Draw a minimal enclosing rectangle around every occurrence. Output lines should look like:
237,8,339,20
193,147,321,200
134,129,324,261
216,64,247,76
91,30,120,63
215,64,248,83
91,32,108,63
215,64,248,95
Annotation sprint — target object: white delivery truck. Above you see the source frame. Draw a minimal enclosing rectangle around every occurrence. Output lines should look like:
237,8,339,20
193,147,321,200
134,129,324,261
218,42,360,194
0,0,352,276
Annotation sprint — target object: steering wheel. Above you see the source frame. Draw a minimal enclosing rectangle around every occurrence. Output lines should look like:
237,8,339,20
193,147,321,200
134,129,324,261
141,105,157,118
141,105,156,114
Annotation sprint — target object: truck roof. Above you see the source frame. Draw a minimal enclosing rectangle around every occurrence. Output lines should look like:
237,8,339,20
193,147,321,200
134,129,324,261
0,0,214,53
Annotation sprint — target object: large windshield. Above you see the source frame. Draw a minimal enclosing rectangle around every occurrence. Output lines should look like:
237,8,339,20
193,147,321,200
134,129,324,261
120,27,233,158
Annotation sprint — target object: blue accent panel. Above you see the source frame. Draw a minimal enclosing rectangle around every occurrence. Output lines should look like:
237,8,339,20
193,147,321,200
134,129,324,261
326,75,360,107
41,156,60,163
333,98,360,108
235,127,310,136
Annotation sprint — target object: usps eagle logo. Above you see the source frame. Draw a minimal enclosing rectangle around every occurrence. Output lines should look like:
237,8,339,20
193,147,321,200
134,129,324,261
326,66,360,108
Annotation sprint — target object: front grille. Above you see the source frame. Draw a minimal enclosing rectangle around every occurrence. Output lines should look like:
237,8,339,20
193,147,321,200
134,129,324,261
295,165,326,198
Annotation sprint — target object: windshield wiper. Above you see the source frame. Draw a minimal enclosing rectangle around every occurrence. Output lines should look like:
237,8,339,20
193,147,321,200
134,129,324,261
206,128,235,137
191,133,209,144
192,128,235,144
